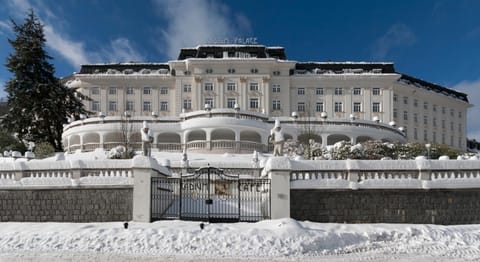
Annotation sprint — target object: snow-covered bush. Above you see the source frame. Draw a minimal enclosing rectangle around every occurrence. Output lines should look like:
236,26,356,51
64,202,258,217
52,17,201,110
285,139,465,160
107,146,135,159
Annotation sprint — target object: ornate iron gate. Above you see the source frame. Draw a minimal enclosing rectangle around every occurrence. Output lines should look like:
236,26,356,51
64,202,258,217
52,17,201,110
151,166,271,222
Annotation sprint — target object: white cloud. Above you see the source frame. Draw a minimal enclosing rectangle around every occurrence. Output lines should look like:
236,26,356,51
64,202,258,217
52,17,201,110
4,0,144,69
103,38,144,63
372,23,416,60
454,80,480,139
0,20,11,36
153,0,251,59
453,80,480,141
43,25,91,67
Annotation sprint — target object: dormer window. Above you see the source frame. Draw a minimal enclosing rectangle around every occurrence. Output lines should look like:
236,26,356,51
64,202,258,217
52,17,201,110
140,69,151,74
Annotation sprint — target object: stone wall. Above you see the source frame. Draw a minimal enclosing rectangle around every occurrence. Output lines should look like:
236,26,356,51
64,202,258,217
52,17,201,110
291,189,480,225
0,186,133,222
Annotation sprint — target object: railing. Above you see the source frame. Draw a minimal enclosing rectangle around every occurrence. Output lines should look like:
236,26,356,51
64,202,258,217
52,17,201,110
69,144,82,152
240,141,266,152
157,143,182,152
182,109,269,122
277,118,405,137
83,143,100,152
0,159,136,187
287,159,480,189
186,140,207,150
211,140,236,149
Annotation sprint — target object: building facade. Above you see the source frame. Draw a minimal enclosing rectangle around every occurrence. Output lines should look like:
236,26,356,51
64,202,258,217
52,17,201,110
62,45,470,153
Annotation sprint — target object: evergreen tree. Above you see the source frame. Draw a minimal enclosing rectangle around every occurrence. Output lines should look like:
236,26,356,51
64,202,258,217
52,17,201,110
2,10,87,151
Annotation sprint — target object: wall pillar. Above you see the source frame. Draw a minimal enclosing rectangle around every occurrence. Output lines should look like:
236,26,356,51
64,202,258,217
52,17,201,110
264,157,292,219
131,156,168,222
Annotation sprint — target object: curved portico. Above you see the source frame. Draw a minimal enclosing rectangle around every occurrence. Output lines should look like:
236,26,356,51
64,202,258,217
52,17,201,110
62,109,407,154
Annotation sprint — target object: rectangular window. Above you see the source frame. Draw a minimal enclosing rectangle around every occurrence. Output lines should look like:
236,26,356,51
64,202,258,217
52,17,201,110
109,87,116,95
316,88,323,95
272,100,281,110
458,111,462,118
353,102,361,112
297,102,305,112
334,102,343,112
92,87,100,95
250,82,259,91
393,108,398,118
126,101,134,111
160,87,169,95
413,99,418,107
433,105,437,112
424,102,428,110
403,111,408,120
227,98,236,109
353,87,361,95
433,132,437,143
414,128,418,140
316,102,324,112
424,130,428,141
403,96,408,104
144,87,152,95
183,99,191,110
424,115,428,125
108,101,117,111
414,113,418,123
442,133,445,144
204,83,213,91
442,120,445,129
205,98,214,108
249,98,259,109
227,83,236,91
143,101,152,112
442,107,446,114
450,122,454,131
160,101,168,111
297,87,305,95
372,88,380,95
393,94,398,102
183,84,192,92
272,84,281,93
126,87,134,95
433,118,437,127
91,101,100,112
450,109,454,117
372,102,381,112
335,88,343,95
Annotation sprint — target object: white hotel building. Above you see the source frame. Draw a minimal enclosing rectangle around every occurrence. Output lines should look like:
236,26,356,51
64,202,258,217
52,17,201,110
62,45,470,153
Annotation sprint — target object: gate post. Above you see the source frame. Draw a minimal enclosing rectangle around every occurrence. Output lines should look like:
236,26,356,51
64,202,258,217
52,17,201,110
132,156,170,222
264,157,291,219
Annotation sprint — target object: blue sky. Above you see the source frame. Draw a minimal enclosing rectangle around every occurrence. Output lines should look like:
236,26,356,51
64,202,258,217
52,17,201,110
0,0,479,138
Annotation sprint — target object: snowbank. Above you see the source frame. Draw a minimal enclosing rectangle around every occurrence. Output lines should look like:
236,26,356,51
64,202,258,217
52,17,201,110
0,219,480,261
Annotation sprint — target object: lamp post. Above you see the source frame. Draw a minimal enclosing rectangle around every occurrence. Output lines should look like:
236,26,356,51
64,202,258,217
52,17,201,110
151,111,158,122
234,103,240,118
291,111,298,120
98,112,105,123
425,143,431,159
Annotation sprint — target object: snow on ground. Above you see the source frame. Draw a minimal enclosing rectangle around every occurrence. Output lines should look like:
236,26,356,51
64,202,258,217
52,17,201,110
1,219,480,261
